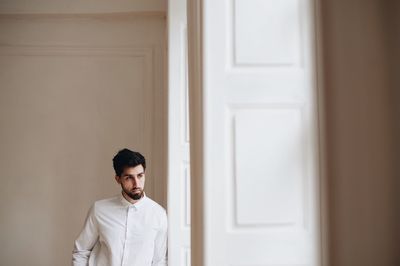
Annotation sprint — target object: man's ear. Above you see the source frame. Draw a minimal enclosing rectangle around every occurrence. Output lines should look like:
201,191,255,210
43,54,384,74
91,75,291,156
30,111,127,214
115,175,121,184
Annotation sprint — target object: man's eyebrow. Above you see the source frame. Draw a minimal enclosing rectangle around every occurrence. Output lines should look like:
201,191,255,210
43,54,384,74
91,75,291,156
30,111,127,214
123,172,145,176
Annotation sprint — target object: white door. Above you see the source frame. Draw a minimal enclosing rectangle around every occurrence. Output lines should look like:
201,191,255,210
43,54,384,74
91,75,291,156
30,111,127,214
0,3,167,265
188,0,322,265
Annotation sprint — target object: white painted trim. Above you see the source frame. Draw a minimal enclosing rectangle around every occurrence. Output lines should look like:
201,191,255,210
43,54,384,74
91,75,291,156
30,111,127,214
167,0,192,265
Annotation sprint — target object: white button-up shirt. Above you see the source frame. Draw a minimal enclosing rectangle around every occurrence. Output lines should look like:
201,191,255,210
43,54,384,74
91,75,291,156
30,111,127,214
72,194,167,266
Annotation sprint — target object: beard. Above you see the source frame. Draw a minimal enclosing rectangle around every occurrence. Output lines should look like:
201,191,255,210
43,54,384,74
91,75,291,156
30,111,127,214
124,187,144,201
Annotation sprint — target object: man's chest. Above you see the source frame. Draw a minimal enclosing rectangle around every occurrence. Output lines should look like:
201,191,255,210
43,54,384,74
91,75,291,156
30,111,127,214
96,207,159,244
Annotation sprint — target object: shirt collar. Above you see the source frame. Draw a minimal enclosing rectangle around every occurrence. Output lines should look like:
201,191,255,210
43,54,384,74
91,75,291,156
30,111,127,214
119,192,147,210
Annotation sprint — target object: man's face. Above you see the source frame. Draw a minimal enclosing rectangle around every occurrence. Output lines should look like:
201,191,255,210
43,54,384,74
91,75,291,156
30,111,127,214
115,164,145,201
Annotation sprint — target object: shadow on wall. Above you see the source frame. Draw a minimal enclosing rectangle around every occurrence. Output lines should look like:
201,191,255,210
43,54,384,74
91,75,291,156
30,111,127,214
321,0,400,265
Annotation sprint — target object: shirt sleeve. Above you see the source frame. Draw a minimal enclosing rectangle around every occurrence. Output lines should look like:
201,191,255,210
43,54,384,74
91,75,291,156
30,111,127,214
72,203,99,266
152,210,168,266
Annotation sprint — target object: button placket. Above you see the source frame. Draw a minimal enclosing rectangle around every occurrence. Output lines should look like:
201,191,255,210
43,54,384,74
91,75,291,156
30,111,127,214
127,206,139,239
121,207,131,266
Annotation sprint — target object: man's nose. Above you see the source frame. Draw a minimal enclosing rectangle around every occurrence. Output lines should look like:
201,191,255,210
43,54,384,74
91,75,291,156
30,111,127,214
132,176,139,186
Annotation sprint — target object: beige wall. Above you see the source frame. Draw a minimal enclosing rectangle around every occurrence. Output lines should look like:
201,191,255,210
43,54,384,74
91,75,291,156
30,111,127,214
0,4,166,266
386,2,400,263
0,0,166,14
320,0,399,265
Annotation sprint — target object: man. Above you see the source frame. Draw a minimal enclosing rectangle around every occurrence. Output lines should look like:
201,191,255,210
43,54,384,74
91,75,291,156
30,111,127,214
72,149,167,266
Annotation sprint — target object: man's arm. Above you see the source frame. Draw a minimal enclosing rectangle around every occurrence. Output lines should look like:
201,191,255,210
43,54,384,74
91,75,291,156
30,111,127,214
152,211,168,266
72,204,99,266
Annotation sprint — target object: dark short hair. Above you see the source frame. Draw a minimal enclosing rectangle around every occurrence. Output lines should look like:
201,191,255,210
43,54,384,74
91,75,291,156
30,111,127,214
112,148,146,177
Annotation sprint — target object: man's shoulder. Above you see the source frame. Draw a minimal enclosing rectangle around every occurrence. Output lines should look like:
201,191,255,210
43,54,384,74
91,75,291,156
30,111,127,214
145,196,167,215
92,195,120,209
